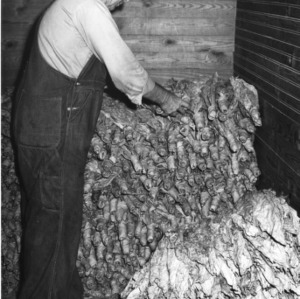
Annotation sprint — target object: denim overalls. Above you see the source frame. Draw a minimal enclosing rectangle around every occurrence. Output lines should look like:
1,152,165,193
13,20,107,299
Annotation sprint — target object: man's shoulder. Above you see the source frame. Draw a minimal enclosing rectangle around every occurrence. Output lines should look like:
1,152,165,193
72,0,110,15
55,0,107,11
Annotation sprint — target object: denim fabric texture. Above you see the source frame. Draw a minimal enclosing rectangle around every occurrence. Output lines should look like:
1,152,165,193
13,20,107,299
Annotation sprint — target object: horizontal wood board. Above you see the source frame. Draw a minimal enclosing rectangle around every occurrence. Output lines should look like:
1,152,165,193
234,0,300,212
2,0,236,87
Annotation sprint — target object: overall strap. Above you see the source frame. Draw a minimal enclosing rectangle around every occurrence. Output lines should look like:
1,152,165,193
20,17,107,96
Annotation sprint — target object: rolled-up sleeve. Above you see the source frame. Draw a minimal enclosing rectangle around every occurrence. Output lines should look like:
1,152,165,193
74,0,154,105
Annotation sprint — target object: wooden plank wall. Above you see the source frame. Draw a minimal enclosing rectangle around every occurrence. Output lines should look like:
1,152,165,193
2,0,237,87
234,0,300,213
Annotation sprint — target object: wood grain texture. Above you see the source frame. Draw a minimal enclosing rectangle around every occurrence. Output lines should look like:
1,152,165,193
147,68,233,84
135,51,233,68
1,0,236,86
122,35,234,53
234,0,300,212
2,0,51,22
113,0,236,19
115,17,235,36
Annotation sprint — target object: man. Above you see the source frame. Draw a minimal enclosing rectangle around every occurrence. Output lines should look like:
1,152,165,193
13,0,189,298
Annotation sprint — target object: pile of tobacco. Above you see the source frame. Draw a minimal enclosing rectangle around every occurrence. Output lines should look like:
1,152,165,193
1,87,22,297
1,74,300,299
122,190,300,299
80,73,270,298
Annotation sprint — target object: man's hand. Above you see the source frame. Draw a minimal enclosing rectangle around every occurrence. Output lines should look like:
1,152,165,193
160,93,190,115
144,83,190,115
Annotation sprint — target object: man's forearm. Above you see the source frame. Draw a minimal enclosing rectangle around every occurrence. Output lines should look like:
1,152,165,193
143,83,172,106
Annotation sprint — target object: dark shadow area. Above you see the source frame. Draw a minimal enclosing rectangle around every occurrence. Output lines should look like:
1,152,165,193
254,134,300,217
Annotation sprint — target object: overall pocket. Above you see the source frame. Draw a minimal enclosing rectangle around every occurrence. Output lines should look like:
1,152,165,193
15,92,62,148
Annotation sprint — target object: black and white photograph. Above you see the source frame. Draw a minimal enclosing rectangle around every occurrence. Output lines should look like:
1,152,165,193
1,0,300,298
